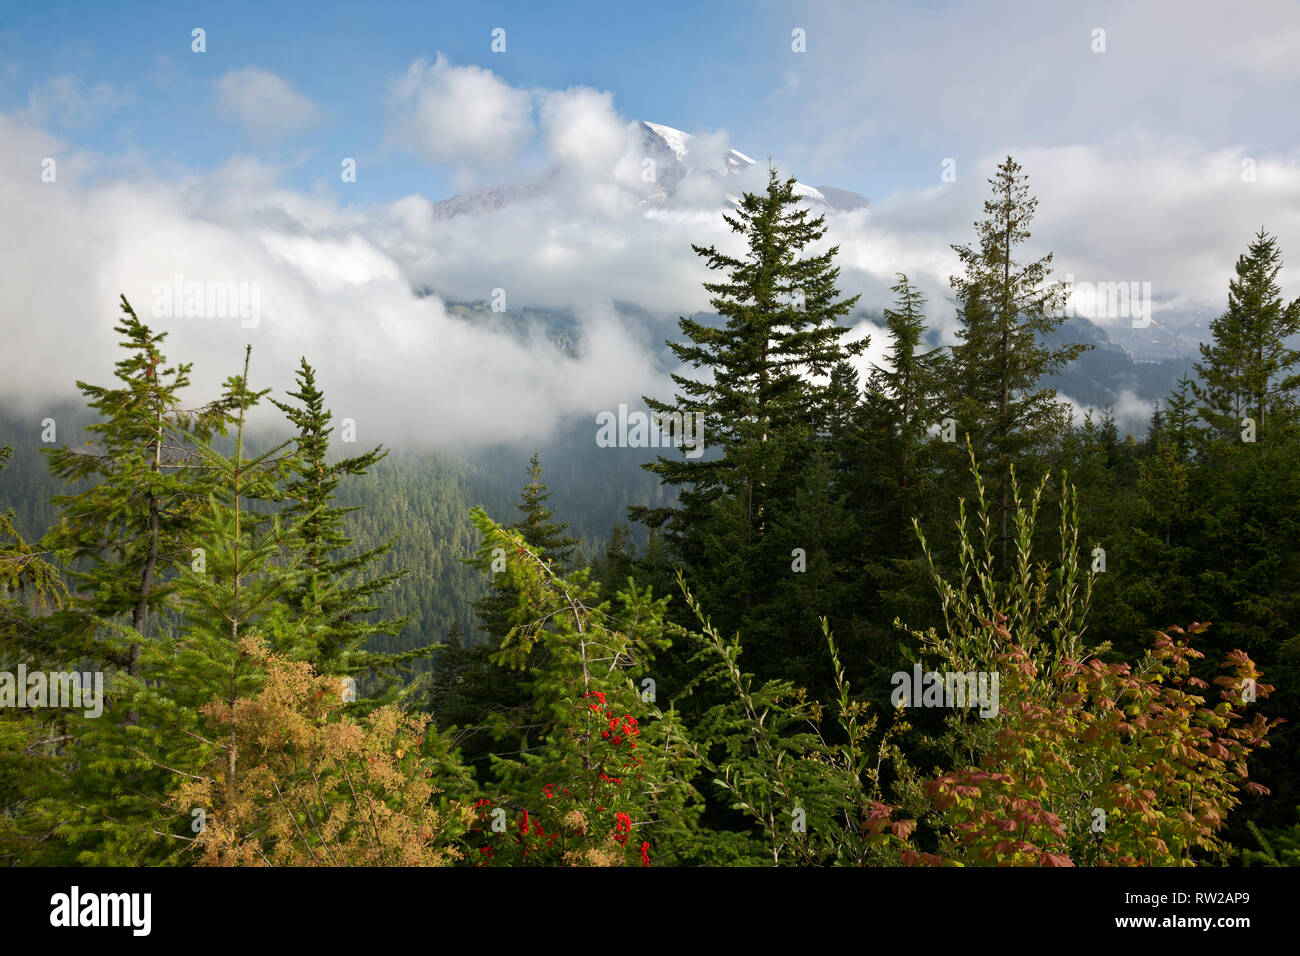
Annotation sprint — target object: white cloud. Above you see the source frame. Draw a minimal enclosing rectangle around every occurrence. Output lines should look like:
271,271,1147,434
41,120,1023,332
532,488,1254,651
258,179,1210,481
844,318,893,391
824,139,1300,344
1055,389,1155,435
215,67,323,142
538,87,628,174
1056,393,1090,427
9,47,1300,454
387,54,534,175
1114,389,1156,430
26,74,127,128
766,0,1300,188
0,113,662,450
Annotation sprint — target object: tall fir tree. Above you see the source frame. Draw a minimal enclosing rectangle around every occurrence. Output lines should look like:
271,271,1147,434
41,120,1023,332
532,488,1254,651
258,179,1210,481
1182,233,1300,831
41,296,229,680
632,166,864,681
854,275,949,678
592,523,640,602
512,451,580,568
862,274,948,554
23,298,240,860
946,157,1090,564
1191,230,1300,442
1161,376,1201,459
270,358,417,702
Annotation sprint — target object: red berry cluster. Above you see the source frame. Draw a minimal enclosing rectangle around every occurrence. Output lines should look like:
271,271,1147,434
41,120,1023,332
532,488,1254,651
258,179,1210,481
463,693,653,866
469,798,497,863
602,713,639,748
468,794,568,864
613,811,632,845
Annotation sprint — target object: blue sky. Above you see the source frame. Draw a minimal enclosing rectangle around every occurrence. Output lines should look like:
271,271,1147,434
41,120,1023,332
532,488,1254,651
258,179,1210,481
12,0,1296,204
2,1,1298,444
2,0,790,202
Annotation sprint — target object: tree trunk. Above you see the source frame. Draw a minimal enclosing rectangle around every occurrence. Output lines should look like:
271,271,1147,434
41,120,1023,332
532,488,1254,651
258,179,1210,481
126,406,163,726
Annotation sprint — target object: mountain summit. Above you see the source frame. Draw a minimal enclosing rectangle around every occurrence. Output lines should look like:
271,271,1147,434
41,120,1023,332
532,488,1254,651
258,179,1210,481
427,121,869,220
638,120,869,211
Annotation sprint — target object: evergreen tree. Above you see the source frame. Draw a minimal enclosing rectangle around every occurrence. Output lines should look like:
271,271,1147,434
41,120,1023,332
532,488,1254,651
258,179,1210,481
853,275,949,681
632,166,864,679
1192,230,1300,441
513,451,580,568
592,523,639,602
0,445,77,864
946,157,1091,564
41,296,228,679
1055,410,1148,659
270,359,416,700
471,451,579,640
1161,376,1201,459
434,453,580,772
1112,237,1300,834
768,446,857,691
0,445,70,648
863,274,948,554
60,346,309,863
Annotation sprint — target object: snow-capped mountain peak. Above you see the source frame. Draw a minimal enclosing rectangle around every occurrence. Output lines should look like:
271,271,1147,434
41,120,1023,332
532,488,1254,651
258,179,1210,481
640,120,691,160
637,120,864,210
426,120,869,220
